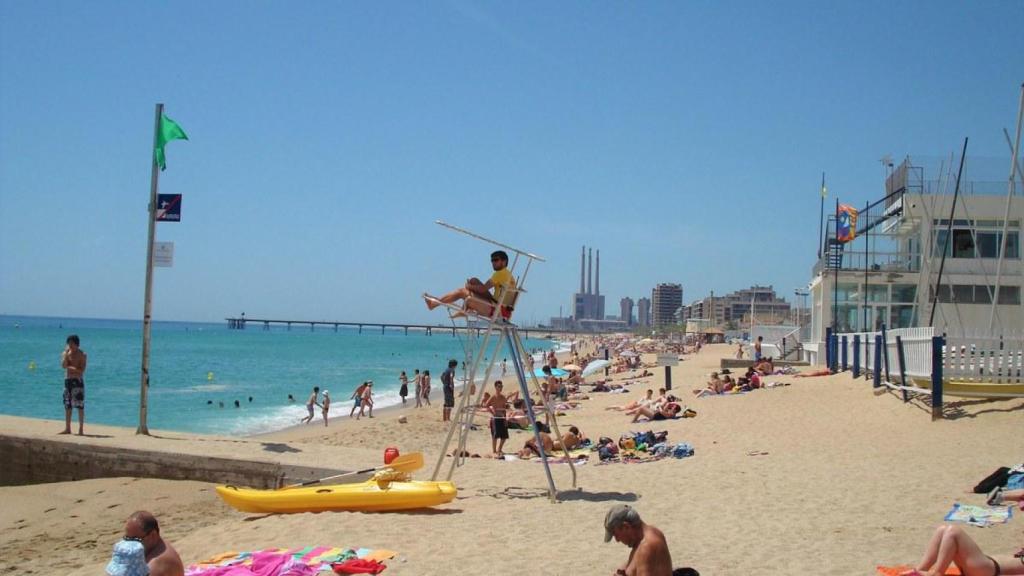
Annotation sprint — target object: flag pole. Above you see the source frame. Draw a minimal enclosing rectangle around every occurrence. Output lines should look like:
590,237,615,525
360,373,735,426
817,172,825,258
138,103,163,435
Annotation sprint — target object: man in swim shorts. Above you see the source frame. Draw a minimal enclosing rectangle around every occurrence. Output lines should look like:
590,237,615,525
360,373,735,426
441,359,457,422
60,334,87,435
301,386,319,424
485,381,510,456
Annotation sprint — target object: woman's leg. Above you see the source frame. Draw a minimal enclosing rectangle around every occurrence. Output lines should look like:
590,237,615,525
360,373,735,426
911,524,994,576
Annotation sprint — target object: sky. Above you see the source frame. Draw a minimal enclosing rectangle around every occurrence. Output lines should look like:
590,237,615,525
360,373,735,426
1,1,1021,326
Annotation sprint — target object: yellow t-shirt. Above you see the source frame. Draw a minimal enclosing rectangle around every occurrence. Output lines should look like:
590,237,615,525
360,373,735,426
490,268,516,306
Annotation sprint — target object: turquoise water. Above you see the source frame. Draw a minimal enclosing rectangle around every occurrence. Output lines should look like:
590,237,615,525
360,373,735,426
0,315,556,436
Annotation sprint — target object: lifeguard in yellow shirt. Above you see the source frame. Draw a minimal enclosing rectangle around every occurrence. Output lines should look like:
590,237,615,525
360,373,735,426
425,250,516,319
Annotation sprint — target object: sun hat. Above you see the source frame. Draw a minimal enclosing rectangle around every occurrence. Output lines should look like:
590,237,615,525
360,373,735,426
604,504,639,542
106,540,149,576
322,390,329,396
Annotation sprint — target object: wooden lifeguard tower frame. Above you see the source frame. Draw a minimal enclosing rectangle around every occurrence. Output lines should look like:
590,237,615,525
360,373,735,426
423,221,577,502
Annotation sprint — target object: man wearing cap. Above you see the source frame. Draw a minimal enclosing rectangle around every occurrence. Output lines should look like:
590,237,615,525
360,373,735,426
604,504,673,576
122,510,183,576
441,359,457,422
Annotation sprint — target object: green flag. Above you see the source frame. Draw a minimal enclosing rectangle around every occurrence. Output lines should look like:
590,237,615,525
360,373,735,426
154,114,188,171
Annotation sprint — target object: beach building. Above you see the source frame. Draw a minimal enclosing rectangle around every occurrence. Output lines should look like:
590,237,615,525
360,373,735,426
681,287,791,329
651,283,683,328
620,297,634,327
806,157,1022,355
638,297,651,328
572,246,606,323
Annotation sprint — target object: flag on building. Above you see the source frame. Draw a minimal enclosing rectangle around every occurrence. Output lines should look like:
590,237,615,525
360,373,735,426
836,204,858,243
155,114,188,171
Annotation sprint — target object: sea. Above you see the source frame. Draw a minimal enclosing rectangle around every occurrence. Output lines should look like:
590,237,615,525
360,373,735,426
0,315,559,436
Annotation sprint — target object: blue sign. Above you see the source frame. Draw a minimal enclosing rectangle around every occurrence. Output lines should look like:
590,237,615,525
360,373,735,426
156,194,182,222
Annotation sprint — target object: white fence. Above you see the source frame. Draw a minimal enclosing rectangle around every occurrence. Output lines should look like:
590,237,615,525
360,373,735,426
810,327,1024,386
942,336,1024,384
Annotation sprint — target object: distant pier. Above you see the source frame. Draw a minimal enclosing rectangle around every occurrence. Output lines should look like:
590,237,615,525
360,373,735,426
225,317,578,340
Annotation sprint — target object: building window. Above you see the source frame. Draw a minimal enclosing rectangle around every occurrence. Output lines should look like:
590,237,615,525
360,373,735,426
891,284,916,303
952,230,975,258
890,305,916,328
998,286,1021,305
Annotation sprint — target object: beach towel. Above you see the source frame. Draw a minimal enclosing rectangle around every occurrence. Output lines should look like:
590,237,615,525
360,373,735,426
943,503,1013,527
187,547,385,576
876,566,960,575
332,558,386,574
1006,472,1024,490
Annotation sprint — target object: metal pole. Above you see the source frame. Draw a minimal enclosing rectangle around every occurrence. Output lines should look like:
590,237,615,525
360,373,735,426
931,335,945,421
818,172,825,259
989,84,1024,334
138,103,163,436
929,138,969,327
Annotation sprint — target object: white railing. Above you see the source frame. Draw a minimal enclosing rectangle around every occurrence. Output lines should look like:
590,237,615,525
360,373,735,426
942,337,1024,384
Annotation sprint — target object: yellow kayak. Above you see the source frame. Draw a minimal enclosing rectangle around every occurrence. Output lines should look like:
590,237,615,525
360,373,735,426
216,479,457,513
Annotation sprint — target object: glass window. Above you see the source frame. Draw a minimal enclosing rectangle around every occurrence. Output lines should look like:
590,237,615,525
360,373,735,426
930,285,952,303
836,283,859,302
836,305,858,333
934,230,950,257
976,220,999,227
867,285,888,302
890,305,916,328
952,230,975,258
974,286,992,304
1007,232,1020,259
997,286,1021,305
953,285,974,303
976,232,999,258
891,284,917,303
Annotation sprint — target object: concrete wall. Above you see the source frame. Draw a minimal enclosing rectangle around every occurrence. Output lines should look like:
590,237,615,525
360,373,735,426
0,435,342,489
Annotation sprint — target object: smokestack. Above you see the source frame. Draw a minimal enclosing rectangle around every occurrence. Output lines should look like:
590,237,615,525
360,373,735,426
596,249,600,295
580,246,585,294
587,248,593,295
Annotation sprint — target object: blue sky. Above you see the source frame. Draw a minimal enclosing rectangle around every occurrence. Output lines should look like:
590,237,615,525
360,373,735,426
1,1,1021,325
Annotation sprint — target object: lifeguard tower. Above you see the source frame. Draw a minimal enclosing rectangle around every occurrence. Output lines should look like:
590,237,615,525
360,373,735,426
423,221,577,502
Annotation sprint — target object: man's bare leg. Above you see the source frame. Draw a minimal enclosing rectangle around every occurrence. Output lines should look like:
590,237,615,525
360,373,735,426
61,409,72,434
77,408,84,435
425,278,489,310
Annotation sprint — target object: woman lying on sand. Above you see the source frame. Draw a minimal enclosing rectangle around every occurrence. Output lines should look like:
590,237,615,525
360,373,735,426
900,522,1024,575
607,389,654,411
630,402,682,423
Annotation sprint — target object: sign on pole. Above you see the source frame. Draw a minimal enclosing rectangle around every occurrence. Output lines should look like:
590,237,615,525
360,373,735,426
156,194,182,222
656,354,678,367
153,242,174,267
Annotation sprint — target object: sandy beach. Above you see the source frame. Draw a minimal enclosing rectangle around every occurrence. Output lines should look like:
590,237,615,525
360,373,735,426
2,342,1022,576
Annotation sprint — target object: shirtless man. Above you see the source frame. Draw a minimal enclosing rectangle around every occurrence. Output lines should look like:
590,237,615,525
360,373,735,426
123,510,184,576
485,381,510,456
518,431,555,459
301,386,320,424
413,369,423,408
552,425,584,451
357,381,374,419
60,334,87,435
425,250,516,319
349,382,366,418
604,504,673,576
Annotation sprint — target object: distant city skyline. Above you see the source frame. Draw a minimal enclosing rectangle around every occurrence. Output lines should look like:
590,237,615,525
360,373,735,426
1,2,1021,324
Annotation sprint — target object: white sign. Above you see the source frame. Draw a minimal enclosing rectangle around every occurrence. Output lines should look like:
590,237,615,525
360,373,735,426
657,354,678,367
153,242,174,268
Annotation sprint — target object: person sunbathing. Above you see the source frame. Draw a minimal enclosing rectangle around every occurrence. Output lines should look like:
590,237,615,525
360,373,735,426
517,431,555,458
794,368,834,378
899,523,1024,575
607,389,655,411
506,399,531,429
552,426,585,451
693,373,723,397
630,402,682,423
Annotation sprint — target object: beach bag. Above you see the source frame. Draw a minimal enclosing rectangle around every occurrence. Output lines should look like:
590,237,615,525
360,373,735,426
673,568,700,576
672,443,694,458
973,467,1011,493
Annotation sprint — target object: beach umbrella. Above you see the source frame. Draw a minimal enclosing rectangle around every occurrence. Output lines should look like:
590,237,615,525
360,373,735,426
561,363,582,371
582,360,610,377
